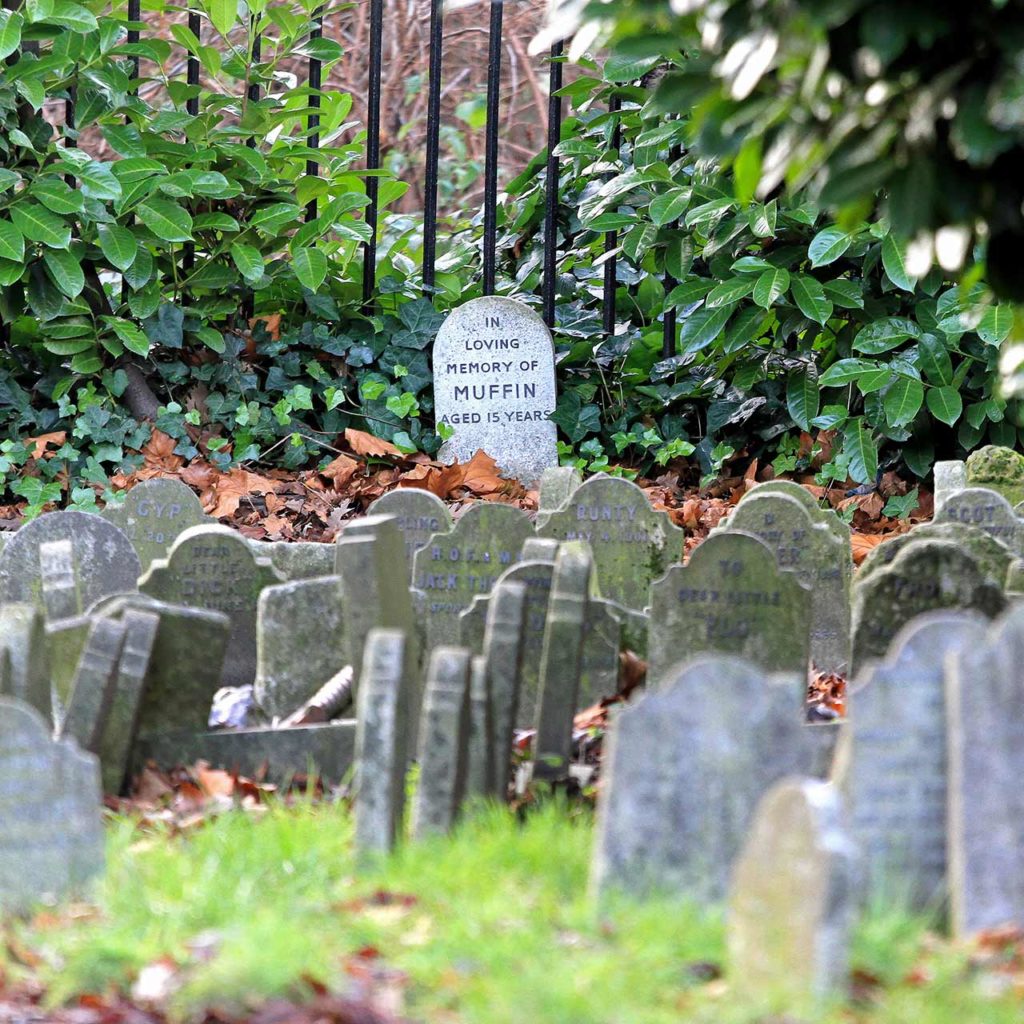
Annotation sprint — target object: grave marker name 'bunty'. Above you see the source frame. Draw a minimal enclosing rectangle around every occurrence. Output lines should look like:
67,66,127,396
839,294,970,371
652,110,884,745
433,296,557,486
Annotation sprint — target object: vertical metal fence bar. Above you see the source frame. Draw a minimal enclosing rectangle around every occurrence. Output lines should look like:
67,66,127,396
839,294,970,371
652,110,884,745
183,8,200,274
541,40,563,329
241,22,261,321
63,83,76,188
126,0,141,84
481,0,504,296
361,0,383,309
662,142,683,358
602,93,622,338
305,7,323,223
421,0,444,296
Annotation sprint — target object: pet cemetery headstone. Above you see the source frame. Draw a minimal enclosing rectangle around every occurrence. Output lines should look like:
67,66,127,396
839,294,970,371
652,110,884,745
850,539,1006,670
465,655,494,798
368,489,453,578
139,524,284,688
533,542,593,782
728,778,856,1009
966,445,1024,507
254,576,345,719
946,606,1024,936
934,487,1023,556
844,612,988,910
410,646,471,840
433,295,558,485
0,603,51,718
536,466,583,528
713,488,852,671
591,654,830,904
412,502,532,649
58,617,127,753
247,540,337,582
353,629,412,857
0,697,104,913
933,460,968,512
0,510,141,615
539,474,683,611
102,478,210,571
647,531,811,688
39,539,80,623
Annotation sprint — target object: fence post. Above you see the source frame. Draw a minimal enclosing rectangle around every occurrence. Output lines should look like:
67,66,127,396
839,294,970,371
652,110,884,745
306,7,323,223
481,0,504,297
662,142,682,358
422,0,444,297
361,0,383,311
602,93,622,338
541,40,563,329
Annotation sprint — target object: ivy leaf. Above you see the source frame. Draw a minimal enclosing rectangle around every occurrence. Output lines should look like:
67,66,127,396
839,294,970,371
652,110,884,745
230,242,265,285
926,385,963,426
0,10,22,61
808,227,851,267
846,418,879,484
98,224,137,271
881,233,916,291
11,202,70,248
786,371,819,430
293,247,328,292
883,375,924,427
790,274,833,325
752,267,790,308
0,219,24,263
137,199,193,242
852,316,921,354
43,248,84,298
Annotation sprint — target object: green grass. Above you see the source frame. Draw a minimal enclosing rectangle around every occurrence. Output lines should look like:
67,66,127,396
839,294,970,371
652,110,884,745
5,800,1022,1024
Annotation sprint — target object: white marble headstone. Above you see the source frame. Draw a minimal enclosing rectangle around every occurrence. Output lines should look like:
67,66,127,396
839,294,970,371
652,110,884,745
433,296,557,486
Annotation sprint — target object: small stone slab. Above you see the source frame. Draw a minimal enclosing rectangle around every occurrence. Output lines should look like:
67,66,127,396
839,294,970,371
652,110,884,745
413,503,532,649
39,539,80,622
254,576,345,720
536,466,583,528
0,603,52,720
411,647,471,839
933,460,967,512
935,487,1023,556
246,540,337,582
139,524,284,688
845,612,988,910
947,607,1024,936
591,654,825,903
533,542,592,781
0,697,104,914
102,478,210,570
465,654,494,799
58,617,126,754
966,445,1024,507
850,539,1006,670
0,510,141,613
728,777,856,1008
368,490,454,577
539,475,683,611
434,296,558,485
714,489,851,672
648,531,811,686
354,629,412,857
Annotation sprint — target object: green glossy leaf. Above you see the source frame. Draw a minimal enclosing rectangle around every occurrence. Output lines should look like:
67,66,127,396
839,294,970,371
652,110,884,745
648,188,690,227
0,219,24,263
48,0,97,31
790,275,832,325
705,276,755,309
230,243,264,285
819,358,880,387
0,10,22,60
917,333,953,385
98,224,138,271
823,279,864,309
927,385,963,426
106,318,150,356
30,177,84,214
137,199,193,242
856,367,894,394
883,376,924,427
846,419,879,484
786,371,819,431
679,304,733,355
977,304,1014,345
664,234,694,279
204,0,240,37
11,203,70,248
852,317,921,354
43,248,84,298
808,227,851,267
752,267,789,308
292,247,328,292
882,233,916,291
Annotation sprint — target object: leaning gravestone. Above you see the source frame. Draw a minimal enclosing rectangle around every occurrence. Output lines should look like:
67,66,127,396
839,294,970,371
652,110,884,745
935,487,1023,556
140,524,283,688
254,576,345,719
0,603,51,719
844,612,988,911
0,697,104,913
966,445,1024,507
58,617,126,753
368,489,453,578
591,655,827,904
850,540,1006,670
539,474,684,611
647,531,811,687
102,478,210,571
413,502,532,649
433,296,558,485
465,655,494,799
536,466,583,528
0,511,141,614
713,489,851,672
946,606,1024,936
728,778,856,1009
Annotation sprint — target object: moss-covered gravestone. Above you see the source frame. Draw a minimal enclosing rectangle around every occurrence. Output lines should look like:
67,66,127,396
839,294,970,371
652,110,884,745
966,445,1024,507
935,487,1024,557
368,489,453,578
0,603,51,720
648,531,811,687
539,474,683,611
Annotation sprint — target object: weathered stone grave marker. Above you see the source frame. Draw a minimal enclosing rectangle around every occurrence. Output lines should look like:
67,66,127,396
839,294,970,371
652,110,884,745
413,502,532,649
0,510,141,615
539,474,683,611
102,478,210,570
0,697,104,913
536,466,583,528
140,524,283,687
933,460,968,512
966,445,1024,507
465,654,494,798
368,489,453,578
648,531,811,687
728,778,855,1008
947,607,1024,936
935,487,1023,556
0,603,51,719
850,539,1005,670
845,612,987,910
247,540,337,582
39,539,80,622
714,488,851,671
58,617,127,753
591,655,828,903
434,296,557,485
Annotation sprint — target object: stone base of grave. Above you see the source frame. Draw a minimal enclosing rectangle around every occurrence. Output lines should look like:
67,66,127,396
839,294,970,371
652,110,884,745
134,721,357,784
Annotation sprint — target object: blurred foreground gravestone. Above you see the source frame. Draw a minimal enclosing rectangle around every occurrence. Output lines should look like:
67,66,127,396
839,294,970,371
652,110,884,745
0,697,104,914
433,296,557,486
368,489,453,578
934,488,1023,556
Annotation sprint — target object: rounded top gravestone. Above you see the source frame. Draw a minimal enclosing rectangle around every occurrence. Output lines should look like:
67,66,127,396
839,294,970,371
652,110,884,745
0,510,142,613
433,296,557,486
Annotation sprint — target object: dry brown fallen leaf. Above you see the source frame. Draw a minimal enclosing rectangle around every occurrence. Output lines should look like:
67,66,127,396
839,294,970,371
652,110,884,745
345,428,402,459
